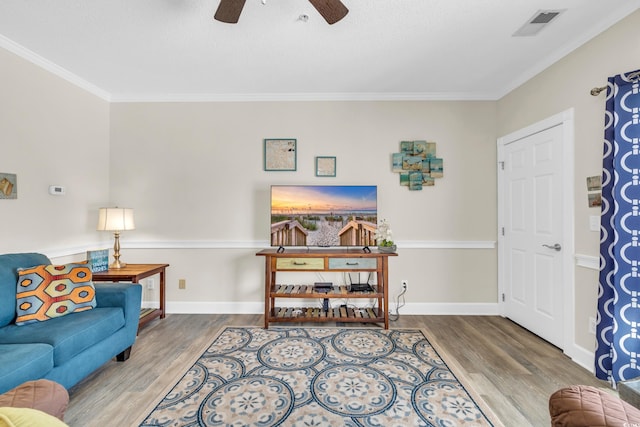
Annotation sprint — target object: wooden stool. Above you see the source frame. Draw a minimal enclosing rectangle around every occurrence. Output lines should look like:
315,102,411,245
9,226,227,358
0,380,69,421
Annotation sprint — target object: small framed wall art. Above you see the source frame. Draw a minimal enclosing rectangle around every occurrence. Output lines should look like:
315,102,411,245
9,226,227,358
586,175,602,208
0,173,17,199
264,139,297,171
315,156,336,177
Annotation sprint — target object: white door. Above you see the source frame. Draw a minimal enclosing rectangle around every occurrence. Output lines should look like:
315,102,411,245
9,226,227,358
501,124,565,348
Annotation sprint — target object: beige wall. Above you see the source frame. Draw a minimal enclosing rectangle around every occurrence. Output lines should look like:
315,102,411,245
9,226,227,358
2,9,638,364
497,10,640,351
109,101,499,308
0,48,110,256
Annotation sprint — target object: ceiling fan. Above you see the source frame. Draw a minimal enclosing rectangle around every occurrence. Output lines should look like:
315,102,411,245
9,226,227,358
214,0,349,25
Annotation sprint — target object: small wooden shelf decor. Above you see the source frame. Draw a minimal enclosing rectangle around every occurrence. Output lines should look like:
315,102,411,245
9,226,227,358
256,248,397,329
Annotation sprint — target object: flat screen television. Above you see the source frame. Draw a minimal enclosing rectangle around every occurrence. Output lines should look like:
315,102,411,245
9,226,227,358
270,185,378,249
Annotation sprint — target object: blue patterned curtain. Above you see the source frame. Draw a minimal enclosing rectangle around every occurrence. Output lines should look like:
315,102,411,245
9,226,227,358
596,70,640,384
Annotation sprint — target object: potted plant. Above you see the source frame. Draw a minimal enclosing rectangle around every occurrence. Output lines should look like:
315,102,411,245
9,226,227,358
374,219,396,253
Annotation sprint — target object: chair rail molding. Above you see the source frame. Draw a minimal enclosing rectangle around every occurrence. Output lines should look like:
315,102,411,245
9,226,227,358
575,254,599,270
37,239,497,260
125,240,496,250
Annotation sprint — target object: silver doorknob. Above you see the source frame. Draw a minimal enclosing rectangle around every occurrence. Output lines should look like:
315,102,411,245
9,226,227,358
542,243,562,251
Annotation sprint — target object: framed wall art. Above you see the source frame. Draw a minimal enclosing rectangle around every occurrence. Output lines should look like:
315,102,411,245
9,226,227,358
264,139,297,171
392,140,444,190
315,156,336,177
587,175,602,208
0,173,17,199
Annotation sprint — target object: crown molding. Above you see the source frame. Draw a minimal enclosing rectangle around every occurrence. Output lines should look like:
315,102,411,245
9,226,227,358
0,35,111,101
108,91,499,103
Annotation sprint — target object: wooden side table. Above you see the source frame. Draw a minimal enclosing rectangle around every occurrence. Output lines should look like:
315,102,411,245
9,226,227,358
92,264,169,328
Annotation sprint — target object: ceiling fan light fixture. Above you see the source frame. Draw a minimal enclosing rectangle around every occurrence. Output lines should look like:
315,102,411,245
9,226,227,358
308,0,348,25
213,0,348,25
214,0,247,23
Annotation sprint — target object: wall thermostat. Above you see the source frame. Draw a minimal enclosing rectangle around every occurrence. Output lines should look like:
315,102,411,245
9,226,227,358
48,185,66,196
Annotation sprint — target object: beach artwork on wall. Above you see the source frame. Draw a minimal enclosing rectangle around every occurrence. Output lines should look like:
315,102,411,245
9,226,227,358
264,139,297,171
392,141,443,190
0,173,17,199
315,156,336,177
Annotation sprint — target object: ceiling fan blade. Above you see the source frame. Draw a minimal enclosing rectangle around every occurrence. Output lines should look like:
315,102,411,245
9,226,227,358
214,0,247,24
308,0,349,25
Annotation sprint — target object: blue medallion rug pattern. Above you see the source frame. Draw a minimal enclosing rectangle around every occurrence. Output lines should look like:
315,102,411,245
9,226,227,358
139,327,498,426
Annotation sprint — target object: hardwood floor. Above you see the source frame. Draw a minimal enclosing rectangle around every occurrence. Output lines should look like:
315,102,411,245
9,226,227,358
64,314,609,427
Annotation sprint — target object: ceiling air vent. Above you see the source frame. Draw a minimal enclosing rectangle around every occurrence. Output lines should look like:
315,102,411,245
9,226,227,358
513,9,565,37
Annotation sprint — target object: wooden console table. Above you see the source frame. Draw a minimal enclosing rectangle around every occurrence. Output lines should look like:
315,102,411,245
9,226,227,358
92,264,169,328
256,249,397,329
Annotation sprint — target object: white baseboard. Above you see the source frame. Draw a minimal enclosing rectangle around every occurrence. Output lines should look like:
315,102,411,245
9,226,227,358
399,303,500,315
167,301,265,314
141,301,160,309
165,301,500,316
565,343,595,374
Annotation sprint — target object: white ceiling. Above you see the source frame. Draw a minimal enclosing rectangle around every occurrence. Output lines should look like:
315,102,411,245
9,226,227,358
0,0,637,102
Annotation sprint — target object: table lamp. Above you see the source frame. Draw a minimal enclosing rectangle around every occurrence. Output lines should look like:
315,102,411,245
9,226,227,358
97,207,135,269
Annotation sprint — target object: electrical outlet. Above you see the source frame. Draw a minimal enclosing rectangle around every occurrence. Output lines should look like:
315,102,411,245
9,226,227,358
179,279,186,290
146,278,155,290
401,280,408,290
589,317,597,335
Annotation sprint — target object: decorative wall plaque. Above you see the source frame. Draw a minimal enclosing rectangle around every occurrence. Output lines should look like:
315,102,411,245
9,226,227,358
392,141,443,190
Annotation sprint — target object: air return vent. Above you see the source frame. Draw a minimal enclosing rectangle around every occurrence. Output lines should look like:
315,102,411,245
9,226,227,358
513,9,565,37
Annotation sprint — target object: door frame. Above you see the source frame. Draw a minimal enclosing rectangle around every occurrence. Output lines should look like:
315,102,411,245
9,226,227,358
497,108,575,355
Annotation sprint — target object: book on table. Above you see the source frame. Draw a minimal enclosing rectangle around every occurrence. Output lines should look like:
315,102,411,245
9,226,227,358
86,249,109,273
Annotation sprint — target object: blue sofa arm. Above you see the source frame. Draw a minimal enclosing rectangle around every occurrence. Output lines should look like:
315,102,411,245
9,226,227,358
94,283,142,346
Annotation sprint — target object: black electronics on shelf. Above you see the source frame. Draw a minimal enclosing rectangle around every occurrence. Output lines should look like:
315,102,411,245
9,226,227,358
314,282,333,293
347,272,374,293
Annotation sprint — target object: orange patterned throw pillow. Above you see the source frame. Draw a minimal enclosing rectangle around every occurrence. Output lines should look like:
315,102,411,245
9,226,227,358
15,263,96,325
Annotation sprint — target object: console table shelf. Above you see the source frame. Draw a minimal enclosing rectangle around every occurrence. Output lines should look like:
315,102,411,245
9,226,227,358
256,249,397,329
269,306,384,323
272,284,379,297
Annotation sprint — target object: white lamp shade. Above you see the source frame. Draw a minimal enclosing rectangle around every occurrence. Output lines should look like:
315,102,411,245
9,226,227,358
97,207,135,231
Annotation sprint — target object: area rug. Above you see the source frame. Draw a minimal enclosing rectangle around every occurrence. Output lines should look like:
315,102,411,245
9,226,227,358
138,327,501,426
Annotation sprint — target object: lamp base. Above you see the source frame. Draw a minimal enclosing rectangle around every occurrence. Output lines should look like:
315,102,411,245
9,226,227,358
110,260,126,269
110,231,126,269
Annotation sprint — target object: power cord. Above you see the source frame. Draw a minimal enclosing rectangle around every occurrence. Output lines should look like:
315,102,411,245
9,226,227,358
389,282,407,321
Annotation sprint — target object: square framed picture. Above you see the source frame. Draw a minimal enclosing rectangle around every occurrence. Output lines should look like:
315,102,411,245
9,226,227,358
264,139,296,171
315,156,336,177
0,173,17,199
587,175,601,191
